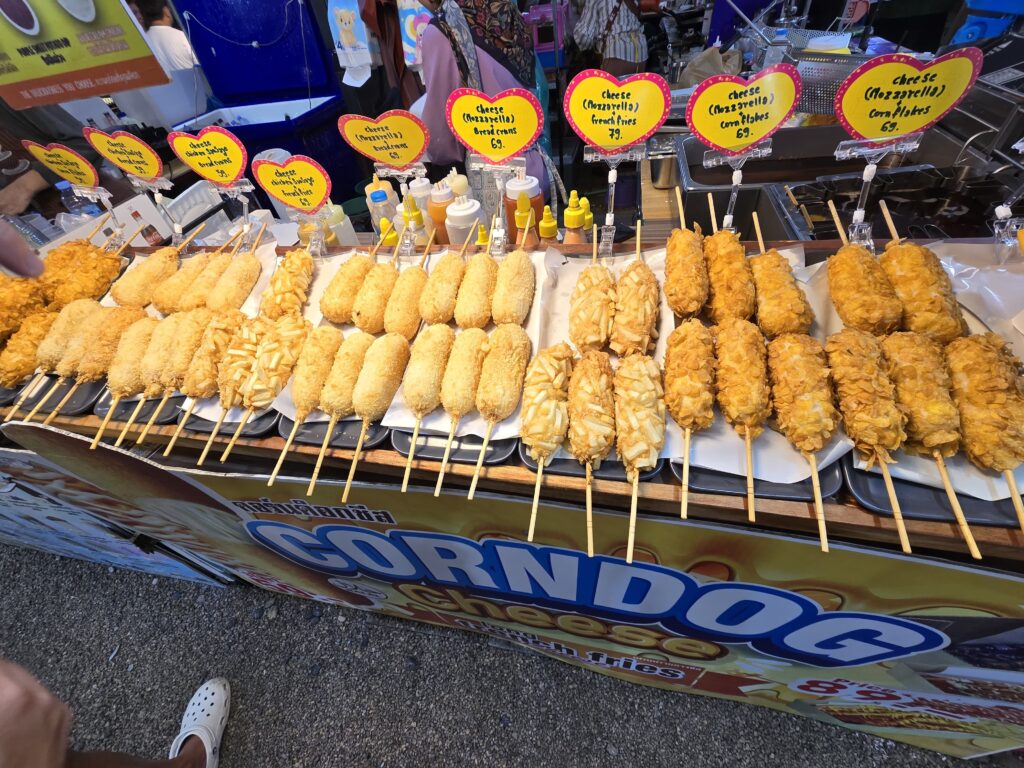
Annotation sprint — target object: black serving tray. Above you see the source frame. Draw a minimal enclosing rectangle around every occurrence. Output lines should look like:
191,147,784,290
14,374,105,417
94,391,185,425
391,428,517,465
518,442,664,482
668,458,843,502
182,408,279,438
281,416,390,451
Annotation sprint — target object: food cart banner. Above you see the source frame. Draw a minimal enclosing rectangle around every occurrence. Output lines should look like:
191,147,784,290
4,423,1024,759
0,0,167,109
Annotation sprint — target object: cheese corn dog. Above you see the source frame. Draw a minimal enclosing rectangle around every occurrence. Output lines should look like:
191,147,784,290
750,250,814,338
609,260,659,357
0,313,57,388
55,307,116,380
320,331,375,419
826,328,907,465
291,326,343,420
352,261,399,334
403,324,455,418
714,317,771,439
36,300,102,373
704,230,755,323
569,265,615,352
180,311,245,400
454,252,497,329
208,250,262,312
665,225,708,318
243,314,310,410
180,251,233,311
107,317,159,400
476,324,531,424
218,316,272,410
663,319,715,433
152,253,211,315
827,244,902,335
440,328,488,422
614,354,666,479
419,251,465,324
352,333,410,422
139,314,185,397
260,248,315,320
111,247,178,307
568,350,616,469
320,253,374,324
76,307,147,382
520,342,573,464
492,249,536,326
384,265,427,340
880,242,966,343
767,333,839,454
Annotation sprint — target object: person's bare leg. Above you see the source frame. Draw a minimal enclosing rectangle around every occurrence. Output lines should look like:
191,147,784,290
66,735,205,768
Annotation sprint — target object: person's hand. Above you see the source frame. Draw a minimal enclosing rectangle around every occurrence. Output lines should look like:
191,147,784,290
0,661,71,768
0,220,44,277
0,170,48,215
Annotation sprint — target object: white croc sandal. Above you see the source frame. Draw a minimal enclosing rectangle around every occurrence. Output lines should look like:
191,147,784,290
168,677,231,768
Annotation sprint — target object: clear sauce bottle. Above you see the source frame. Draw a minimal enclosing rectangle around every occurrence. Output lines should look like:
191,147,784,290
503,175,543,244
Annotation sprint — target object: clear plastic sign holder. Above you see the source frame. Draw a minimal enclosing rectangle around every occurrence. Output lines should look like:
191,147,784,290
126,175,177,235
373,162,427,199
215,179,257,248
994,136,1024,264
702,139,773,231
466,153,528,258
294,208,331,259
583,144,648,259
833,132,923,252
70,183,124,246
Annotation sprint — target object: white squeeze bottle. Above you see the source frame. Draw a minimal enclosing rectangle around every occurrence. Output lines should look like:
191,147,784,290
408,176,434,241
444,174,482,246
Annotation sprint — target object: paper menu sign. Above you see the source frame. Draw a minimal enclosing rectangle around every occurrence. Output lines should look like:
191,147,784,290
337,110,429,170
445,87,544,164
21,140,98,186
563,69,670,156
251,155,332,215
82,128,162,181
167,126,247,187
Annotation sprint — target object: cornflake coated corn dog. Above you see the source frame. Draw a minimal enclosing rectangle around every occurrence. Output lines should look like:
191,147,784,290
0,313,56,389
492,249,536,326
750,250,814,338
767,334,839,454
714,317,771,439
609,260,659,357
111,247,179,307
320,253,374,323
664,225,708,318
419,249,466,324
42,242,121,310
880,241,966,343
207,246,263,312
0,276,45,343
152,252,211,315
260,248,315,320
454,251,497,329
703,230,755,323
384,262,428,340
352,259,399,334
570,264,615,352
399,324,456,491
881,332,960,457
827,244,902,335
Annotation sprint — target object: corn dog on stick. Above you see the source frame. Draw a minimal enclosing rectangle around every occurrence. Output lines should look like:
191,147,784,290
570,264,615,353
468,324,531,500
115,313,182,446
880,241,967,343
260,248,315,320
207,224,268,312
320,253,375,324
94,317,158,449
663,320,715,519
400,324,455,492
384,262,428,340
492,249,536,326
352,259,399,334
664,225,708,318
110,247,179,307
454,251,497,329
703,230,754,323
152,252,212,315
419,226,473,324
827,245,902,335
609,260,659,357
0,312,56,389
750,250,814,338
614,354,666,563
520,342,573,540
29,306,111,423
435,328,488,497
180,236,244,311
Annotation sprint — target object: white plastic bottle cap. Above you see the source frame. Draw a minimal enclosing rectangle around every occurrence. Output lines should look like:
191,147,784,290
995,204,1012,220
505,175,540,200
431,179,453,203
445,198,482,228
409,176,431,195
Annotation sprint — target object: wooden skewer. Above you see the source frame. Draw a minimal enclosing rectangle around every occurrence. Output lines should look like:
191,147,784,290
401,418,421,493
466,422,494,500
518,208,534,249
219,407,254,463
798,204,815,235
707,193,718,234
585,463,594,558
85,213,111,240
115,397,147,447
457,221,478,260
268,416,303,487
163,400,196,457
783,185,798,207
527,460,544,542
434,418,458,497
591,225,598,265
24,379,63,423
369,219,394,259
681,428,691,519
626,473,639,564
674,186,685,227
213,228,244,254
99,230,119,250
933,451,981,559
174,221,207,252
113,223,147,257
1005,471,1024,534
306,414,338,496
876,454,911,554
635,219,643,261
196,409,228,467
752,211,766,255
42,381,80,425
417,229,437,269
5,372,45,422
248,221,269,255
744,426,756,523
342,420,369,503
826,200,849,246
90,396,120,449
389,222,410,266
878,199,900,243
805,452,829,553
135,390,170,444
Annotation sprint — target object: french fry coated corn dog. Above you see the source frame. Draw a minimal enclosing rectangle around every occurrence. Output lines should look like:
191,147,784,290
243,314,310,410
352,261,399,334
0,313,56,388
614,354,666,479
454,252,497,329
36,300,101,372
320,254,374,323
750,250,814,338
476,324,531,424
419,250,465,324
880,241,966,343
440,328,488,421
569,265,615,352
320,331,375,419
152,253,211,315
568,351,616,469
826,328,907,466
291,326,344,420
207,250,262,312
714,317,771,439
181,311,245,400
180,251,233,311
609,261,659,357
107,317,159,399
403,324,455,418
767,334,839,454
703,230,755,323
352,333,411,422
520,342,573,464
76,307,147,382
492,249,536,326
663,320,715,433
827,244,902,335
111,247,178,307
384,264,428,340
260,248,314,320
218,317,271,409
664,225,708,318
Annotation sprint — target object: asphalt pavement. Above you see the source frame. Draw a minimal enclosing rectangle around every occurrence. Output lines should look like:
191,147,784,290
1,544,1021,768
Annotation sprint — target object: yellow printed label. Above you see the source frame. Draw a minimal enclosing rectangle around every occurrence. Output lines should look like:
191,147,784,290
83,128,162,181
445,88,544,165
564,70,670,156
252,155,332,215
167,126,247,187
21,141,98,187
338,110,429,170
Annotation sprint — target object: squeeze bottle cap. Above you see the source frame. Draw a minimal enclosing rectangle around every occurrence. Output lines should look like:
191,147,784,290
370,190,387,203
370,174,384,192
514,191,535,229
431,179,453,203
538,205,558,238
409,176,431,194
505,174,540,200
405,194,424,227
475,223,489,246
449,173,470,199
379,217,399,246
580,196,593,229
563,190,585,229
445,197,482,227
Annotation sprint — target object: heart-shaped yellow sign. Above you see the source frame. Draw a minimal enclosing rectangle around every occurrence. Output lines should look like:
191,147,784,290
564,70,670,156
167,126,247,187
836,49,982,141
83,128,163,181
22,141,98,187
338,110,429,170
252,155,332,215
686,65,801,155
445,88,544,164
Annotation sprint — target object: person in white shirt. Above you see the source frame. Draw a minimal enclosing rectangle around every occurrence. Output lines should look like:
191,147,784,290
137,0,200,72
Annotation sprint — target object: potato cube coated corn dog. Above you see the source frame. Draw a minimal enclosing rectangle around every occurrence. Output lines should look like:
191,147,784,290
260,248,314,320
454,252,497,329
767,333,839,454
291,326,344,420
403,324,455,418
352,262,399,334
714,317,771,439
152,253,211,315
492,249,536,326
243,314,310,410
704,230,755,323
181,311,245,400
568,350,616,469
440,328,488,422
610,261,659,357
419,251,466,324
111,247,178,308
614,354,666,478
750,250,814,338
827,244,902,335
352,333,410,422
476,324,531,424
569,266,615,352
663,319,715,433
520,342,573,464
320,254,374,324
665,225,707,318
217,316,271,409
320,331,375,419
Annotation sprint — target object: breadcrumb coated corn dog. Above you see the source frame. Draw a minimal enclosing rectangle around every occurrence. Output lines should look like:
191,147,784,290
568,351,616,469
36,300,101,372
946,334,1024,473
352,261,399,334
767,333,839,454
243,314,310,410
320,253,374,324
714,317,771,439
352,333,410,422
492,249,536,326
152,253,211,315
614,354,666,478
827,244,902,335
476,324,531,424
384,265,427,340
665,225,707,318
826,328,907,465
440,328,488,422
208,250,262,312
181,311,245,400
140,314,184,397
291,326,343,420
76,306,147,382
663,319,715,433
569,265,615,353
218,316,272,409
111,247,178,307
162,309,214,392
320,331,375,419
454,252,497,329
55,307,116,380
750,250,814,338
403,324,455,418
0,313,56,388
260,248,314,320
520,342,573,464
610,260,659,357
419,251,465,324
704,230,754,323
107,317,159,400
180,251,233,311
880,241,966,343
